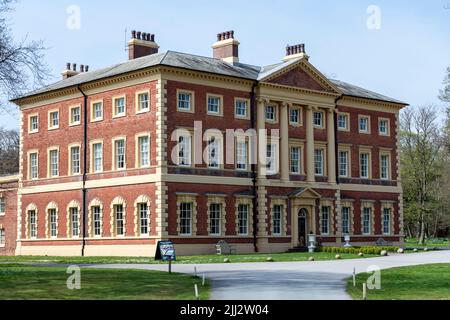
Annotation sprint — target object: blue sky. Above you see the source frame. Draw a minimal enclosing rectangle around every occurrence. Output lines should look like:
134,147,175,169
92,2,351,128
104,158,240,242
1,0,449,129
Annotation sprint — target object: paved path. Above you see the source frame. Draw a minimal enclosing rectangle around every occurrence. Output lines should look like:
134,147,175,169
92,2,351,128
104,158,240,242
87,251,450,300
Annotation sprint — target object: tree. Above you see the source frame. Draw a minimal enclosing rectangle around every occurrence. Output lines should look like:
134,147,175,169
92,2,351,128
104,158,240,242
0,0,49,115
0,127,19,174
439,66,450,103
400,106,443,244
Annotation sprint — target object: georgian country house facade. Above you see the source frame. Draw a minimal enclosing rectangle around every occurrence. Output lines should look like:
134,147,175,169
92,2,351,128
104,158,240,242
4,30,407,257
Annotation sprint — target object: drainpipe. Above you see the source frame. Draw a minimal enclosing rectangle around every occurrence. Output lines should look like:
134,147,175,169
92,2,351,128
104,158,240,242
77,85,88,257
250,82,258,253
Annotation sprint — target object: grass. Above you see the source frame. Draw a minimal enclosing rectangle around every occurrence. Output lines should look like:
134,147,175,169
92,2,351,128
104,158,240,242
347,264,450,300
0,251,377,265
0,264,210,300
404,237,450,248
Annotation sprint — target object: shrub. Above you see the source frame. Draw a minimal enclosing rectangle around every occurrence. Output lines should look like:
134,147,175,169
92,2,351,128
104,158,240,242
318,246,399,255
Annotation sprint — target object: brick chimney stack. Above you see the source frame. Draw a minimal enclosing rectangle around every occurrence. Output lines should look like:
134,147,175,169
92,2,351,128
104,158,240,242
128,30,159,60
283,43,309,62
212,30,240,64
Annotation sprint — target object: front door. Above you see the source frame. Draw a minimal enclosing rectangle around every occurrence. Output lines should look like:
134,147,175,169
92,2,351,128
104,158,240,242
298,209,307,247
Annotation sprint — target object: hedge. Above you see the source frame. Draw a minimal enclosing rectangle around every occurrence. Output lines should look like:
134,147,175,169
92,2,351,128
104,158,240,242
318,246,400,255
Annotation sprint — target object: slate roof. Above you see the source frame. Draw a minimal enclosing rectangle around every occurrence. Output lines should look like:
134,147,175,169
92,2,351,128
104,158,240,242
13,51,406,105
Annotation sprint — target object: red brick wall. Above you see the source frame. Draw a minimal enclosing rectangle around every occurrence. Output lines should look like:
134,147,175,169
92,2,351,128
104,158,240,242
0,180,18,255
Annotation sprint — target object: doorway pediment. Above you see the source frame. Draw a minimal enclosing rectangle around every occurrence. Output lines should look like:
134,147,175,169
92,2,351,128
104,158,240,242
289,187,321,199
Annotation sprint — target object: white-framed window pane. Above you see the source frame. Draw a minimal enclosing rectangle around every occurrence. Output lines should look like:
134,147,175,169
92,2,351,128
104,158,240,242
290,147,300,174
115,98,125,115
265,106,275,121
178,92,191,110
363,207,371,235
178,135,191,166
30,153,38,179
0,197,5,214
0,229,5,245
209,203,221,235
31,116,38,131
272,205,282,235
383,208,391,234
342,207,350,235
207,96,220,114
338,114,347,129
139,136,150,167
115,139,125,169
93,143,102,172
94,103,103,119
238,204,249,235
139,203,149,235
314,112,323,127
208,137,219,168
266,144,276,173
115,205,124,236
29,211,37,238
321,206,330,234
236,141,248,170
360,153,369,178
339,151,348,177
50,112,59,127
381,155,389,180
379,120,388,134
71,107,80,123
139,93,149,111
314,149,324,176
360,118,368,131
49,209,57,238
180,202,192,235
235,100,247,117
92,206,101,236
71,146,80,175
50,150,59,177
290,109,299,124
70,207,79,237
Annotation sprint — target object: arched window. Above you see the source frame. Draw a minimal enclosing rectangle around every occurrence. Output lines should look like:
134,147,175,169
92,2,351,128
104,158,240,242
88,199,103,238
45,202,59,239
134,195,151,237
110,196,126,237
25,203,38,239
66,200,81,238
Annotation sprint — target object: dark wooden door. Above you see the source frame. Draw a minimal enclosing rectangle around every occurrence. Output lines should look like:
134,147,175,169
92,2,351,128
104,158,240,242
298,215,307,247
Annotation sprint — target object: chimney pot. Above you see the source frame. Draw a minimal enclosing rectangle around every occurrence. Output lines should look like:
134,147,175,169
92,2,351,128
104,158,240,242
131,30,136,39
151,34,155,42
66,62,71,70
80,64,84,72
137,31,141,40
128,29,159,59
72,63,77,71
142,32,147,40
212,30,239,64
85,65,89,72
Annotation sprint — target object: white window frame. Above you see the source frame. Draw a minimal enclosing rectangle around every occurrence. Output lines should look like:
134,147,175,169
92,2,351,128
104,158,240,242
362,207,372,235
69,144,81,176
70,207,79,238
0,197,5,216
342,207,351,235
235,98,249,119
359,115,371,134
177,133,192,167
91,100,104,122
48,110,59,130
177,90,194,113
313,111,324,129
206,94,223,116
28,151,39,180
92,206,102,237
289,107,301,126
113,95,127,118
29,210,37,239
28,114,39,133
339,150,349,178
207,135,222,169
136,133,151,168
0,229,5,247
290,146,301,174
48,208,58,238
380,152,391,180
138,202,149,236
112,137,127,171
266,143,278,175
237,204,249,236
179,202,193,236
314,148,324,176
379,118,390,136
337,113,350,131
359,151,371,179
136,90,150,114
383,207,391,235
69,105,81,126
321,206,330,235
48,147,59,178
265,105,277,122
91,140,103,173
236,139,248,171
209,203,222,236
272,205,283,236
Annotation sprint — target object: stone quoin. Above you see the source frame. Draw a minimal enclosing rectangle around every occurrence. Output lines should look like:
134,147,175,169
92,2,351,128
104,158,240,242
0,30,407,257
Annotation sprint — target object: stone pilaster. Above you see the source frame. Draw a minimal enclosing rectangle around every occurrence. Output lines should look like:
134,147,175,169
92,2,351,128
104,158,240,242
306,106,315,183
327,109,336,184
279,102,289,182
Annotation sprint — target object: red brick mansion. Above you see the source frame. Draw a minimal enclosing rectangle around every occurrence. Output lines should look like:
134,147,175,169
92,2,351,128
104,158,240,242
0,30,407,256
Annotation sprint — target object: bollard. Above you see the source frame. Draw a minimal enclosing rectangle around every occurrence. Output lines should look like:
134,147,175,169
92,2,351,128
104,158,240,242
202,274,206,286
194,266,197,277
353,268,356,287
363,283,367,300
194,284,199,300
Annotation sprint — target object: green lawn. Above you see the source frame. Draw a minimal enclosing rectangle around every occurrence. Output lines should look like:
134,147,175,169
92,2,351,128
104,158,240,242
0,251,377,265
0,264,209,300
347,264,450,300
404,237,450,248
